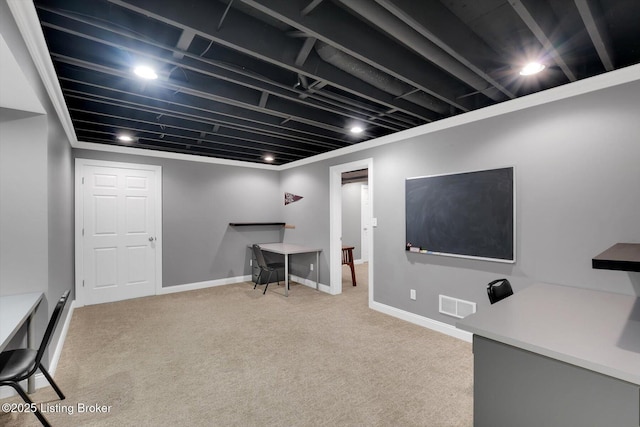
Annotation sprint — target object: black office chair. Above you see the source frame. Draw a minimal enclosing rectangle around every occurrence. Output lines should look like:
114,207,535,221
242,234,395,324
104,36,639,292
0,290,70,427
252,244,285,294
487,278,513,304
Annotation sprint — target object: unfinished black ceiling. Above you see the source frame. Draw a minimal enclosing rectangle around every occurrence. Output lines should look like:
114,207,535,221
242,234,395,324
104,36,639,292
34,0,640,165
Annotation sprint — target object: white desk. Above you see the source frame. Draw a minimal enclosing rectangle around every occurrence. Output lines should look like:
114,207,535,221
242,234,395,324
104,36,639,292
0,292,44,392
457,283,640,426
257,243,322,297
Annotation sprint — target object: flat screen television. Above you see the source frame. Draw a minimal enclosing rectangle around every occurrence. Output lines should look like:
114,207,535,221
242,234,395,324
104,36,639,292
405,167,515,263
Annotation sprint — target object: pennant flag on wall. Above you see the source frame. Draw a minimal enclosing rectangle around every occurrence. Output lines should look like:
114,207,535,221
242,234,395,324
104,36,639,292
284,192,303,205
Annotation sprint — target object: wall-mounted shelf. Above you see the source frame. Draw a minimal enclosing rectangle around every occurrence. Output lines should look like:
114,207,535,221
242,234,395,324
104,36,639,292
592,243,640,272
229,222,286,227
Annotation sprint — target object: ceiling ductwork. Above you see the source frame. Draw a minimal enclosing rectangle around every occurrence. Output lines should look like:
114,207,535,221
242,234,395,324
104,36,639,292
335,0,511,102
315,41,451,116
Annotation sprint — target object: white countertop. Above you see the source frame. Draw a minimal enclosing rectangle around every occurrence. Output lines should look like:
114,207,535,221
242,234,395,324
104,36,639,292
256,242,322,255
0,292,44,351
457,283,640,385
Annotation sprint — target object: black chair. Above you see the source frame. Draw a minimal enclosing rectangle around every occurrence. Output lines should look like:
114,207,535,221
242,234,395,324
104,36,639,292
252,244,285,294
487,279,513,304
0,290,70,427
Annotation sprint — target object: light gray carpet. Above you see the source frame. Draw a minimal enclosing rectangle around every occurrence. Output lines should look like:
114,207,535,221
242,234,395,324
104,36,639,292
1,264,473,426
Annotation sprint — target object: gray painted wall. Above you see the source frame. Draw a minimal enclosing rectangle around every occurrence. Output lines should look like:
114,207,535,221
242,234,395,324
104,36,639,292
0,114,48,297
1,0,74,363
280,161,331,282
342,182,363,260
283,78,640,326
47,112,74,349
73,149,282,287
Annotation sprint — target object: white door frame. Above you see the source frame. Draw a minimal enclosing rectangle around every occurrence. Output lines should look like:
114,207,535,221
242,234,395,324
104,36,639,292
360,184,369,263
74,158,163,307
329,158,373,304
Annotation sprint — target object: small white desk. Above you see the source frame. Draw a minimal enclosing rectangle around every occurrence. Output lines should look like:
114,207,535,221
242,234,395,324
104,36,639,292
0,292,44,393
257,243,322,296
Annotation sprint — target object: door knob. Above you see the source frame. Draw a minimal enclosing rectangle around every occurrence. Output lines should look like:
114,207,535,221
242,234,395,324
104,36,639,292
149,237,155,242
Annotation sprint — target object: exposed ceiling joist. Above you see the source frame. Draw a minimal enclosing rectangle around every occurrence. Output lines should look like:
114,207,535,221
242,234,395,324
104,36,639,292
29,0,640,164
239,0,475,112
509,0,577,81
574,0,614,71
108,0,438,122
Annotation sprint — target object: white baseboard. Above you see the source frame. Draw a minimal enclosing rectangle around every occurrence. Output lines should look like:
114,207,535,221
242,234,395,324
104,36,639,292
160,274,331,295
0,300,76,399
157,275,252,294
290,275,331,294
370,300,473,343
49,300,75,377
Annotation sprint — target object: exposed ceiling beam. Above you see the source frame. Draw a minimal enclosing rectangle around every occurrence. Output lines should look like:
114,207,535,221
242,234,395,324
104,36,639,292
73,111,316,157
301,0,324,16
72,114,310,160
41,20,407,132
508,0,577,81
574,0,614,71
373,0,515,99
52,53,360,135
295,36,317,67
58,74,350,146
238,0,474,112
217,0,235,31
336,0,509,102
258,91,269,108
78,126,296,163
173,28,196,59
109,0,441,122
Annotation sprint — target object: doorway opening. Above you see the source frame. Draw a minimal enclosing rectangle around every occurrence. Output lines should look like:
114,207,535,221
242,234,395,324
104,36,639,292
329,158,373,307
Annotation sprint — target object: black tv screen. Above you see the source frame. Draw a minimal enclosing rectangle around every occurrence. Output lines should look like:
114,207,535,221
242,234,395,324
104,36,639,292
405,167,515,263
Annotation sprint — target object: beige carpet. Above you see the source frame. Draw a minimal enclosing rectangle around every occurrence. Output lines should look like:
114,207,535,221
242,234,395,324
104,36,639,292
1,264,473,426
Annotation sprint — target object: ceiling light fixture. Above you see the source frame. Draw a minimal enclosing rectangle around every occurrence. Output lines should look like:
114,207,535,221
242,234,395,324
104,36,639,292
264,155,274,162
519,62,545,76
133,65,158,80
350,126,364,134
117,135,134,142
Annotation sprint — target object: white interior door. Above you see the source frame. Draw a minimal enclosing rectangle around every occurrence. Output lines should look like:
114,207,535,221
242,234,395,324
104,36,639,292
361,184,370,262
77,160,162,306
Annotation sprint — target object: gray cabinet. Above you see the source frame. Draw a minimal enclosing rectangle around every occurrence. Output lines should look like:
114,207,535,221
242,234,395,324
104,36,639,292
473,336,639,427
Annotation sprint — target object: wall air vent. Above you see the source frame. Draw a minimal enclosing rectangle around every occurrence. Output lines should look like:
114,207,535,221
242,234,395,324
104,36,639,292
439,295,477,319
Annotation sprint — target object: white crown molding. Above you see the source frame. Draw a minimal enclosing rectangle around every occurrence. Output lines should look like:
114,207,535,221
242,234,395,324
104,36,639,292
279,63,640,170
7,0,77,146
74,141,280,170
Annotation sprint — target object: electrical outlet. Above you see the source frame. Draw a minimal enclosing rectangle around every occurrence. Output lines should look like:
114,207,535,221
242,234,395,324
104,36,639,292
410,289,416,300
310,263,314,271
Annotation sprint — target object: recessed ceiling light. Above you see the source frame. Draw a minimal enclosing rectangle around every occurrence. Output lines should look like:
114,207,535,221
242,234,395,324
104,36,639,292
350,126,364,134
519,62,545,76
133,65,158,80
264,155,274,162
117,135,134,142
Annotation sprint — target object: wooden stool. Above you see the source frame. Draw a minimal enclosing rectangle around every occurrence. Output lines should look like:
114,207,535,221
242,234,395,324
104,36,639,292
342,246,356,286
